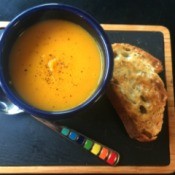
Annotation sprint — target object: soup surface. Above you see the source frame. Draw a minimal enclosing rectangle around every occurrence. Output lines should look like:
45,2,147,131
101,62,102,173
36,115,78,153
9,20,102,111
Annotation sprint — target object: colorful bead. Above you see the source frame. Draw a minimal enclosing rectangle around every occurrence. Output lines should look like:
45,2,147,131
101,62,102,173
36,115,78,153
106,151,119,165
61,127,70,136
91,143,101,155
84,139,93,150
69,131,78,140
99,147,109,160
76,135,85,145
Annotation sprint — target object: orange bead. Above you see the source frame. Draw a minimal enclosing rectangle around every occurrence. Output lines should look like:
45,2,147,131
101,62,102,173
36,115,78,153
99,147,109,160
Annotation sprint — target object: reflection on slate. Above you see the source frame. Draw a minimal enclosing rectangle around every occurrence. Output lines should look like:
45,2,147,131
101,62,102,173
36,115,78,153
0,30,170,166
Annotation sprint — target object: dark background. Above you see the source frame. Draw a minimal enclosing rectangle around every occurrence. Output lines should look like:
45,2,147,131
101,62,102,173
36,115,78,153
0,0,174,174
0,0,174,94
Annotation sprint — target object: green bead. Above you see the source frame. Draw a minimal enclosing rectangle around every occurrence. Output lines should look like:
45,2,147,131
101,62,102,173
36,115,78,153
84,139,93,150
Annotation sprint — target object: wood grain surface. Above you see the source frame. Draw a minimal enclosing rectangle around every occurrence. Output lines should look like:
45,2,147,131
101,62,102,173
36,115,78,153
0,22,174,174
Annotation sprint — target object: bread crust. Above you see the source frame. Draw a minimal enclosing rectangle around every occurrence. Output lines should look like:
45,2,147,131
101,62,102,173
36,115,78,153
107,43,167,142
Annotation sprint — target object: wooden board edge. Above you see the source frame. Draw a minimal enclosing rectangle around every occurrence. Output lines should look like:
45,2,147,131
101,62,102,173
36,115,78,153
0,165,174,174
0,22,174,174
101,24,170,32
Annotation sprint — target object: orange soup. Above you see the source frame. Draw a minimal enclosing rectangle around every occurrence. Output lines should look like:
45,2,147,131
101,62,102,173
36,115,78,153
9,20,103,111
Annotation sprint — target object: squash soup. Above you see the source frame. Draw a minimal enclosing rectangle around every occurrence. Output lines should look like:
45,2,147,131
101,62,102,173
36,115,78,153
9,20,103,111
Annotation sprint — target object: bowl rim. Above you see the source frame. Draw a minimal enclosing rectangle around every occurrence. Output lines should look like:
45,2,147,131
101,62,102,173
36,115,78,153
0,3,113,118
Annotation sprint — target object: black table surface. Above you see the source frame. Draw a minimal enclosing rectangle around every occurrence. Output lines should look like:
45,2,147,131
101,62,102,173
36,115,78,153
0,0,174,174
0,0,174,96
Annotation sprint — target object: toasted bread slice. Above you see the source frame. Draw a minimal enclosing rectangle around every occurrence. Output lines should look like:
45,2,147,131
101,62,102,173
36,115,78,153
107,43,167,142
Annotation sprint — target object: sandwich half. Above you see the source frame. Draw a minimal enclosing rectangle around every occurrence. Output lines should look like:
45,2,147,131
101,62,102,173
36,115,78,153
107,43,167,142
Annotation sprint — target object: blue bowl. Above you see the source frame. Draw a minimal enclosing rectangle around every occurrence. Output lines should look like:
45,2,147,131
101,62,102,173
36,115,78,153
0,3,113,119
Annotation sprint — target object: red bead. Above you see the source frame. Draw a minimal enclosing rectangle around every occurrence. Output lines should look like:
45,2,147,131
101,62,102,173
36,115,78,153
106,151,119,165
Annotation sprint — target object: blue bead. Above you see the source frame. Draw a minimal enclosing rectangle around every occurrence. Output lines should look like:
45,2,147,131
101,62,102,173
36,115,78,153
76,135,85,145
69,131,78,140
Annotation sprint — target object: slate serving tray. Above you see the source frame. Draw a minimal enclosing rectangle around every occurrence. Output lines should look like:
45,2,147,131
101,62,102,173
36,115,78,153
0,24,174,174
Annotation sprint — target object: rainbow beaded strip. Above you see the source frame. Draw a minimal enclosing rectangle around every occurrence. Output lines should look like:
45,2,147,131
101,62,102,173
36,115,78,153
58,126,120,166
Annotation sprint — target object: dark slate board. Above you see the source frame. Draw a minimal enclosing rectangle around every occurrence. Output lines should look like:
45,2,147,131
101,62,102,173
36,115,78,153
0,29,169,166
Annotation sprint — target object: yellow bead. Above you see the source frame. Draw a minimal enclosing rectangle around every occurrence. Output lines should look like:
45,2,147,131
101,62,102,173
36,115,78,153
91,143,101,155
